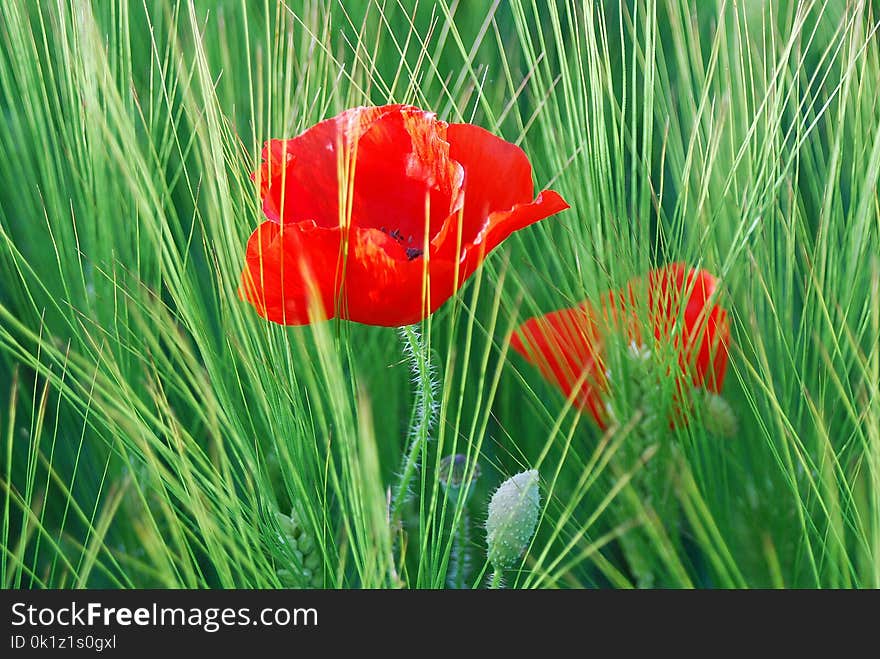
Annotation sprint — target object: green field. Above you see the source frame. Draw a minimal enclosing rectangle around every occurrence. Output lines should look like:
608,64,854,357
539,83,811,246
1,0,879,589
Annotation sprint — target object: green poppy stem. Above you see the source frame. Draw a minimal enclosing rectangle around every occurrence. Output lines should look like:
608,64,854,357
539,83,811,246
489,568,503,589
390,324,437,518
448,508,471,589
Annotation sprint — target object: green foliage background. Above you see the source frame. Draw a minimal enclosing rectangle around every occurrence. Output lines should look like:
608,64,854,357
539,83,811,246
1,0,878,588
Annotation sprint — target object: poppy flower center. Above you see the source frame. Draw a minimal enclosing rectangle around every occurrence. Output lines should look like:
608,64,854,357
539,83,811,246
378,226,425,260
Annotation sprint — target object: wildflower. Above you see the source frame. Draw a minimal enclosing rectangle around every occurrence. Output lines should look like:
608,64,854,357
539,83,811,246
512,264,730,428
240,105,568,326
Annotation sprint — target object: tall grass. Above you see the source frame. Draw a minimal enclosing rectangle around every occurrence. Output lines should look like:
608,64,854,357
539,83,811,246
1,0,878,588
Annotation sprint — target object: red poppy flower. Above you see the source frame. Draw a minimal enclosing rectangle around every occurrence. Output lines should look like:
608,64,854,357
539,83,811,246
240,104,569,326
510,264,730,428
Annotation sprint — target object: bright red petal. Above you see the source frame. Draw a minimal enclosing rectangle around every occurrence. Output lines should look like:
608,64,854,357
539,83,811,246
446,123,536,245
239,221,342,325
470,190,569,266
241,222,461,327
255,105,402,227
254,140,292,221
338,228,457,326
513,265,730,426
678,267,729,391
433,191,570,286
511,304,608,426
346,107,463,242
254,105,462,245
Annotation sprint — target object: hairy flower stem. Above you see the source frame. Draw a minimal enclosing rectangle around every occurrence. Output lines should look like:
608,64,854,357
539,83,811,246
447,509,471,589
390,324,437,519
489,569,503,589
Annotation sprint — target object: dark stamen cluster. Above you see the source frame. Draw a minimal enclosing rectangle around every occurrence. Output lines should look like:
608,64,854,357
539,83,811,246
380,226,423,260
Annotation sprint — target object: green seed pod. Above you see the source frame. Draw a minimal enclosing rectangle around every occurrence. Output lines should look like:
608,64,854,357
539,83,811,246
486,470,540,570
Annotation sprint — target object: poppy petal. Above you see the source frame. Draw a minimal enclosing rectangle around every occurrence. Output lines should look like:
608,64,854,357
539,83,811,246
475,190,570,253
447,190,569,286
446,123,537,244
347,107,463,243
431,190,569,286
679,268,729,392
255,105,403,227
513,266,730,427
511,304,608,426
240,220,342,325
339,228,456,326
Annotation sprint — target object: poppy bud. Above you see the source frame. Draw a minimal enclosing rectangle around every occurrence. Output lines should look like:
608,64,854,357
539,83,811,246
438,454,481,505
486,470,541,570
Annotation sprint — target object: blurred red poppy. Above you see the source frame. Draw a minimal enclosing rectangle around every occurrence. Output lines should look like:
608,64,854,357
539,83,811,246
510,264,730,428
240,104,569,326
